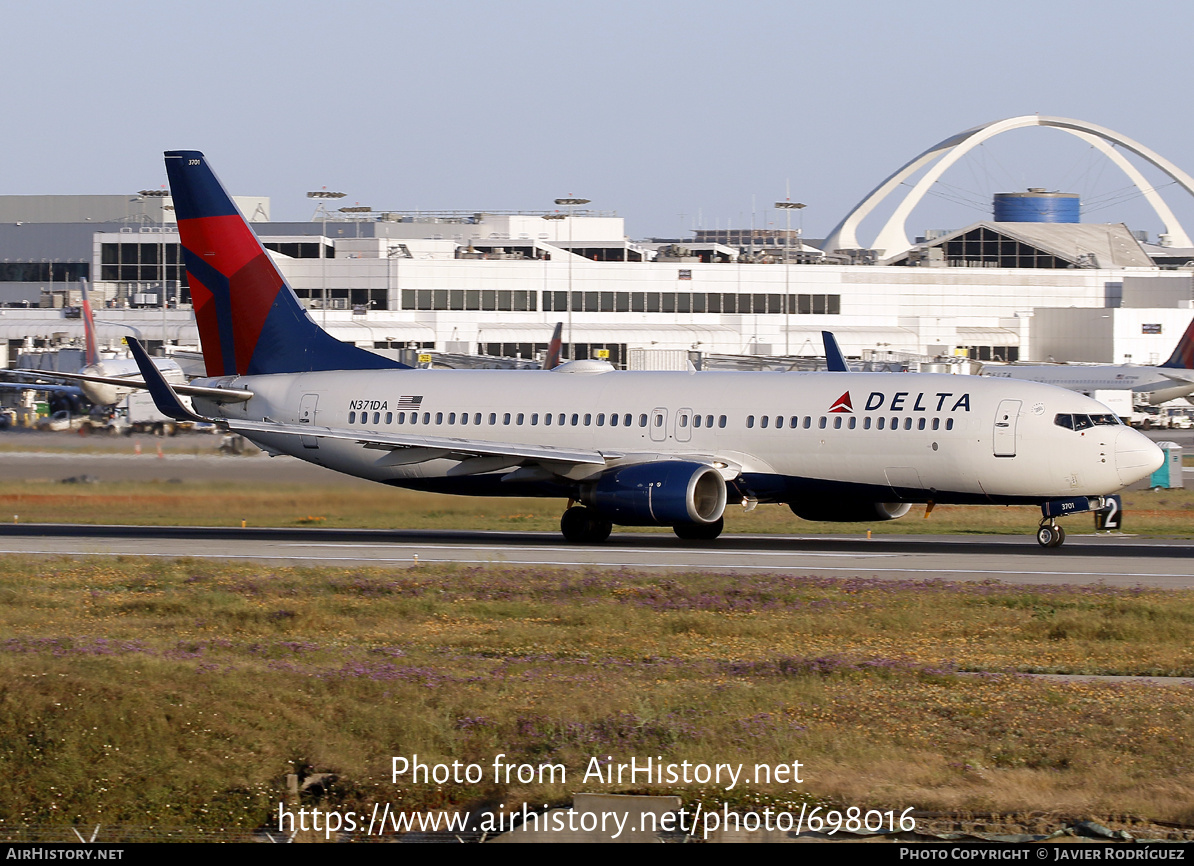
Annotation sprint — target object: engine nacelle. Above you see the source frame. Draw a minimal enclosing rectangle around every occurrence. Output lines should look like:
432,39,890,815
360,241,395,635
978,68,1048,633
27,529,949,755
789,500,912,522
582,461,727,526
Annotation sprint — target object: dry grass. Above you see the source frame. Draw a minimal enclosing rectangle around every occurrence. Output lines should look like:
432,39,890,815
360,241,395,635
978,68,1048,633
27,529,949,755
2,478,1193,538
2,557,1193,834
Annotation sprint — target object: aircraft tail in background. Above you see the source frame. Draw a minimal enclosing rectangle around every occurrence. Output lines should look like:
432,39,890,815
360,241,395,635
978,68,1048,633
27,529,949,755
1160,317,1194,369
163,151,407,378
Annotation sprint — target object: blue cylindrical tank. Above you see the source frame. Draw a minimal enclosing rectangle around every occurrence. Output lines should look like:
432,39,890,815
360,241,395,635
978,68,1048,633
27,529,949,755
993,189,1080,223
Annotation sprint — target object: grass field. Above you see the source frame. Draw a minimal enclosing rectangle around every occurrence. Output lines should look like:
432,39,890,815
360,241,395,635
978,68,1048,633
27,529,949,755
2,557,1193,838
3,477,1194,538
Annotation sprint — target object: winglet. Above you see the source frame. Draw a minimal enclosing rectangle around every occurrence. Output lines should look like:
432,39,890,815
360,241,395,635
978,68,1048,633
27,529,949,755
543,322,564,370
125,338,211,423
822,331,850,372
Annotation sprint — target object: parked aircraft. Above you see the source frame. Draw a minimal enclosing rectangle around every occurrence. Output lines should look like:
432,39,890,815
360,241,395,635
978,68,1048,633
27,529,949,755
19,280,188,407
980,318,1194,405
128,150,1163,548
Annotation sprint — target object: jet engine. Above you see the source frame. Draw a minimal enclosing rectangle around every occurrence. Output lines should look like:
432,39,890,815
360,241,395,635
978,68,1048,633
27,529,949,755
581,461,727,526
789,500,912,522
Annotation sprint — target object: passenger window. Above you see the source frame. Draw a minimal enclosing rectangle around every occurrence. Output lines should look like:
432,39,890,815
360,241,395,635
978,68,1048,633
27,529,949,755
890,417,898,430
544,413,552,426
679,414,687,427
775,416,783,428
747,415,755,428
397,412,405,424
932,418,939,430
531,413,539,425
572,413,579,426
818,417,826,429
718,415,726,428
610,413,618,427
653,414,663,427
503,413,511,425
423,412,431,424
474,413,481,425
946,418,954,430
803,416,811,429
917,418,925,430
597,413,605,426
385,412,392,424
864,417,872,430
584,414,591,426
848,417,856,429
559,413,566,426
833,416,842,429
448,412,456,424
517,413,524,425
692,415,700,428
639,414,648,427
489,413,497,425
626,414,634,427
348,411,356,424
459,412,467,425
904,417,912,430
877,417,885,430
760,416,768,429
789,416,798,428
436,412,444,424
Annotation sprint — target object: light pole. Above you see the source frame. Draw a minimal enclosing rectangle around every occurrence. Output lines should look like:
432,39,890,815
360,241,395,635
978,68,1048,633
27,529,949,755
139,189,171,351
544,197,589,360
774,200,805,356
308,189,346,324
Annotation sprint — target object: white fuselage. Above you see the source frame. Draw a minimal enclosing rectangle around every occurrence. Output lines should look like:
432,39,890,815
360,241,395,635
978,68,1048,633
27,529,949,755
980,364,1194,405
80,357,187,406
193,368,1161,506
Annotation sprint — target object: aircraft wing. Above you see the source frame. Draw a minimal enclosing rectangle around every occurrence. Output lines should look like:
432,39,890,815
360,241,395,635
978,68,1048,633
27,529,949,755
0,380,83,396
229,418,613,466
229,418,743,480
22,368,254,403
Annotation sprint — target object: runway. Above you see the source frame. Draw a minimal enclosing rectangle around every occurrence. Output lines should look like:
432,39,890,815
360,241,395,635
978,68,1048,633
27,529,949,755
3,523,1193,588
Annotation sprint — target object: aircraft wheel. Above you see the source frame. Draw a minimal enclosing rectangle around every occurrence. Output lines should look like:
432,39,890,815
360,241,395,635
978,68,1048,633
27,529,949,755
673,516,724,541
561,506,611,544
1036,524,1066,548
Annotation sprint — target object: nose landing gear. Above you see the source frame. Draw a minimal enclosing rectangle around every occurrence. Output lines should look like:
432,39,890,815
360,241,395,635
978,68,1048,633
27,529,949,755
1036,521,1066,548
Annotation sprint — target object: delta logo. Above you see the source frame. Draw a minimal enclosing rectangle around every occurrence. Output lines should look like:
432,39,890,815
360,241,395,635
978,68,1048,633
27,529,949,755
828,392,853,413
827,391,973,414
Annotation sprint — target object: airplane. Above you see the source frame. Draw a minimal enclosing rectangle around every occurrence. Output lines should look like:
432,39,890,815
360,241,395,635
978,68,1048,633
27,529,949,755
123,150,1164,549
979,317,1194,405
15,280,189,408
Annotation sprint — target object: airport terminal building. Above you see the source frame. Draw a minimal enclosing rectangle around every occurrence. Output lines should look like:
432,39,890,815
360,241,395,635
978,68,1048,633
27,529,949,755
2,115,1193,372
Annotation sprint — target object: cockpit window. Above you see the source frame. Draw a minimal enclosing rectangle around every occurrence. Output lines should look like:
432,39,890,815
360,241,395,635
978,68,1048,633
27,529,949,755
1055,413,1121,430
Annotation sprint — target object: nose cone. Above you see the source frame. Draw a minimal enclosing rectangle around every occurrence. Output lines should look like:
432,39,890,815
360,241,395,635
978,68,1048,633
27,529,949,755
1115,428,1164,486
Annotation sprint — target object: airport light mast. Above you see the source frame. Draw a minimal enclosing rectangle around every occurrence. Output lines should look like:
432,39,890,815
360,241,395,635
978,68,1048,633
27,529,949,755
545,196,590,361
308,189,346,324
774,199,805,356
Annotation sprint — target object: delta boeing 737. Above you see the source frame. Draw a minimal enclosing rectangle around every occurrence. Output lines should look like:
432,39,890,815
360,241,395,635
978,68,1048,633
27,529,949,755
124,151,1163,548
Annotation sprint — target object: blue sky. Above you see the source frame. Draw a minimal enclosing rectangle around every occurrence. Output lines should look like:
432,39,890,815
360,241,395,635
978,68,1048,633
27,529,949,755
4,0,1191,242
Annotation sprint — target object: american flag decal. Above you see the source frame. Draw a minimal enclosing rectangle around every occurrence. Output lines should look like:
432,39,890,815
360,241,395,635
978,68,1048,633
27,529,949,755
397,395,423,408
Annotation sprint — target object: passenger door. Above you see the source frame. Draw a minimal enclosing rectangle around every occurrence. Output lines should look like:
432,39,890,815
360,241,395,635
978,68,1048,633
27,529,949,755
993,399,1021,457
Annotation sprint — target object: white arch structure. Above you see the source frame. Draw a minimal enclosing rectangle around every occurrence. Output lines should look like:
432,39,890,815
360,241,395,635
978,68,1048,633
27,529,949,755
821,115,1194,259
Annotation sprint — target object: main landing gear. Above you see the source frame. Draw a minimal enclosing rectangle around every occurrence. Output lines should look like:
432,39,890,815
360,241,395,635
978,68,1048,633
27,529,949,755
1036,521,1066,549
673,516,724,541
560,506,612,544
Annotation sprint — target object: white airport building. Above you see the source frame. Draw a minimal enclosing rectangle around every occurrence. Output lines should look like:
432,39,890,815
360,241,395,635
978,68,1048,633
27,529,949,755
2,115,1193,374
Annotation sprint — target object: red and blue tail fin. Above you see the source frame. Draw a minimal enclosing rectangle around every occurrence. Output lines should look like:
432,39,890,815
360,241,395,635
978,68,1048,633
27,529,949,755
1161,317,1194,369
164,151,407,377
79,279,100,367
